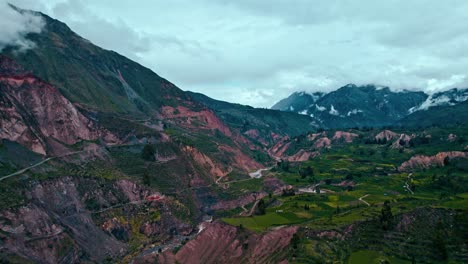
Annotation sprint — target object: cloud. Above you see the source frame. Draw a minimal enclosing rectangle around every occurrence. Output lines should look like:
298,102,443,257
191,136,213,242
0,1,45,51
4,0,468,107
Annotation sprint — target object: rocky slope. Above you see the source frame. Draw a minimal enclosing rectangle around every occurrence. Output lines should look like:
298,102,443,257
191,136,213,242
187,91,318,145
271,91,325,112
133,222,298,264
0,55,118,155
399,151,468,171
0,176,195,263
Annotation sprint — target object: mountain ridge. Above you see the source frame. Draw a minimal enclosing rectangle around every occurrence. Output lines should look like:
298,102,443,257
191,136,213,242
272,84,468,128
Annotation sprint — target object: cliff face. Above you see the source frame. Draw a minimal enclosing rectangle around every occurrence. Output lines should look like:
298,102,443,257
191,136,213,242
0,56,117,155
133,222,298,264
0,176,194,264
175,223,298,264
399,151,468,171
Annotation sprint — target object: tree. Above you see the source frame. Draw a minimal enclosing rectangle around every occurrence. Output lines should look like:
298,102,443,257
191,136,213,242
315,186,321,194
143,170,151,186
443,156,450,166
380,200,393,230
291,233,300,249
277,160,290,172
141,144,156,161
432,221,448,260
257,199,266,215
299,166,314,179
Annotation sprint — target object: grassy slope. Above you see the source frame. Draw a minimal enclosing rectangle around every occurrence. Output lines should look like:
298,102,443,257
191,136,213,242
219,126,468,263
187,91,317,139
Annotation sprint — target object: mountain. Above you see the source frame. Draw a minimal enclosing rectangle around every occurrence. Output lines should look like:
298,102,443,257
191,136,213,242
409,88,468,113
2,7,192,117
187,91,319,146
272,84,428,128
0,7,273,263
0,55,118,156
273,85,468,128
271,91,325,112
397,99,468,127
1,5,467,264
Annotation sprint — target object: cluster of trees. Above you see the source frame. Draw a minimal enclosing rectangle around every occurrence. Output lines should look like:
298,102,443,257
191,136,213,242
380,200,393,230
281,188,296,197
276,160,290,172
257,199,266,215
299,166,314,179
364,137,389,145
141,144,156,161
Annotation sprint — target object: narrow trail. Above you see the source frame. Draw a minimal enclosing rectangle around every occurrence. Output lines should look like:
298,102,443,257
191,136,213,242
215,167,233,184
239,205,248,216
404,173,414,195
247,199,260,216
0,149,89,182
359,194,370,206
0,143,146,183
25,230,64,242
239,199,260,217
0,157,54,182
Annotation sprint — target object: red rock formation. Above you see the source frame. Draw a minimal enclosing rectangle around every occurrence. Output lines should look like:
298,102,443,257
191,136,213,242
161,105,232,136
314,137,331,149
0,56,118,155
243,129,268,146
183,146,229,178
332,131,358,143
218,145,261,172
115,179,151,202
375,130,399,141
286,149,320,162
308,132,326,141
173,222,298,264
399,151,468,171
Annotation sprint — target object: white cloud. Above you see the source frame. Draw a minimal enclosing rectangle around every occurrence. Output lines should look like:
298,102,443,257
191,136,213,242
5,0,468,107
0,1,45,51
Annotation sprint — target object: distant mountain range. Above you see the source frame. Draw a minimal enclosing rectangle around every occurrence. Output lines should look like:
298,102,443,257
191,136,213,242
272,84,468,128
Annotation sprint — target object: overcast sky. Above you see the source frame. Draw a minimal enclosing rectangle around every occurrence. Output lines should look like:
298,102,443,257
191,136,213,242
3,0,468,107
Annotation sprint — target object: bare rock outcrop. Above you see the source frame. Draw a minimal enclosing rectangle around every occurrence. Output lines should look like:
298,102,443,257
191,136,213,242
391,133,413,149
161,105,232,137
173,222,298,264
399,151,468,171
183,146,229,178
0,56,118,155
314,137,331,149
332,131,358,143
375,130,399,141
286,149,320,162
